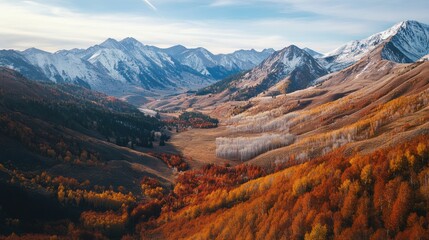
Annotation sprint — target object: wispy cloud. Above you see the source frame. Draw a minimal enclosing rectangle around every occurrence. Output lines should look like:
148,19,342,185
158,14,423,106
210,0,246,7
209,0,429,23
142,0,157,11
0,1,290,53
0,0,428,54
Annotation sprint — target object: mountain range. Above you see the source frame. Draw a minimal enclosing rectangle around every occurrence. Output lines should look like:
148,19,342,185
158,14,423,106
0,39,273,96
145,20,429,110
162,45,274,79
1,20,428,100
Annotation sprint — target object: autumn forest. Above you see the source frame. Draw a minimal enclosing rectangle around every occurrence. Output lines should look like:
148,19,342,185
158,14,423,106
1,18,429,240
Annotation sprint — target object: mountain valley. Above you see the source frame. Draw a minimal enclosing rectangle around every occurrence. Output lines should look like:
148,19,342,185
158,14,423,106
1,20,429,239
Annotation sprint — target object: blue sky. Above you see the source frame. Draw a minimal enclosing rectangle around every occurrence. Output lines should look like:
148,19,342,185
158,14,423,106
0,0,428,54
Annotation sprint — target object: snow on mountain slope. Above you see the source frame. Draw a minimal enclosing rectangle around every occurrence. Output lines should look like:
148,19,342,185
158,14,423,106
162,46,274,79
162,45,188,57
228,48,275,68
323,22,403,71
163,46,237,79
0,37,273,95
22,48,110,88
42,38,214,91
119,38,176,68
381,21,429,63
179,48,218,75
0,50,49,81
303,48,323,58
323,20,429,72
4,20,427,97
229,45,328,100
87,48,140,83
79,38,216,89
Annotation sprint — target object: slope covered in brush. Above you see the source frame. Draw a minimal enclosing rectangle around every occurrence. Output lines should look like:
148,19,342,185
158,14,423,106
0,67,172,197
147,135,429,239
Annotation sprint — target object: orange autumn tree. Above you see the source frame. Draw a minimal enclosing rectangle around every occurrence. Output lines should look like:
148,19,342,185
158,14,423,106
142,135,429,239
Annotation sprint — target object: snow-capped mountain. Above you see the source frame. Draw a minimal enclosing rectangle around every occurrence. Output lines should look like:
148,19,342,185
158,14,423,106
0,50,48,81
228,45,328,100
0,38,273,95
1,20,428,98
66,38,209,90
303,48,323,58
323,20,429,72
163,46,220,76
228,48,275,69
161,45,274,79
381,21,429,63
22,48,112,89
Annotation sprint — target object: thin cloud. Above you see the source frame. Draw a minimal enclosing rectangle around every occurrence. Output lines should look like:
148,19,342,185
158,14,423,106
142,0,157,11
210,0,246,7
0,0,427,54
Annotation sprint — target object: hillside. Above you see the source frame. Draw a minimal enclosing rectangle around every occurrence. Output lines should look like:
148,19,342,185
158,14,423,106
146,135,429,239
0,68,184,237
0,66,179,181
10,56,422,238
136,49,429,239
124,39,429,239
167,42,425,164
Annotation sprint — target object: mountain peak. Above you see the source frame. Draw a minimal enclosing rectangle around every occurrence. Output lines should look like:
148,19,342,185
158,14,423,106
162,45,188,57
192,47,215,59
381,20,429,63
375,20,426,40
22,47,50,55
277,45,306,58
303,47,323,58
323,20,429,71
380,20,419,39
262,48,275,54
120,37,144,47
262,44,323,75
398,20,423,27
227,44,327,99
394,20,429,33
287,44,300,50
195,47,211,53
171,44,187,50
99,38,121,48
369,20,429,43
232,48,254,54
